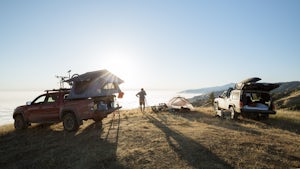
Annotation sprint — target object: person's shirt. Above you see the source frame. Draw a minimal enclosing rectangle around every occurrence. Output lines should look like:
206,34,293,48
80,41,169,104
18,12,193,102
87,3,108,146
137,90,146,100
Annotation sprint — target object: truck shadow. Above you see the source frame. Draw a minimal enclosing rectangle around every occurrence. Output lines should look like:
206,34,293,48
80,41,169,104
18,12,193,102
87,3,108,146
145,114,233,169
0,115,125,169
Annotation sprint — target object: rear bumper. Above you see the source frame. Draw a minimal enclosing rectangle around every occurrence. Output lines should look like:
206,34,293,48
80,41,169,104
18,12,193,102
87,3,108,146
240,108,276,115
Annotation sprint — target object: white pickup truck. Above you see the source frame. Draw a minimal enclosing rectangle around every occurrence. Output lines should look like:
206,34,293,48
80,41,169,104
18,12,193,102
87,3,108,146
214,77,279,120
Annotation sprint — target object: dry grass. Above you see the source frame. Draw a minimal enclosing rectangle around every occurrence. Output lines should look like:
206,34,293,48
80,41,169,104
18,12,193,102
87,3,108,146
275,90,300,110
0,107,299,169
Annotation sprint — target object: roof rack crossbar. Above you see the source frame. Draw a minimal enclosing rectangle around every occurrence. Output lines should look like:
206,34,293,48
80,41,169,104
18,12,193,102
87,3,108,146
45,88,70,93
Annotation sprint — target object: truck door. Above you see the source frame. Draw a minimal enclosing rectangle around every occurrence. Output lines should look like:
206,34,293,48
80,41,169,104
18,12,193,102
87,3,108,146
230,91,240,109
218,91,228,109
26,94,60,122
39,94,60,122
26,94,47,122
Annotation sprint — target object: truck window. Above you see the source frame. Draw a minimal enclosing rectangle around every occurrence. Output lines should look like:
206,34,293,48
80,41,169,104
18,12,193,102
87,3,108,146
33,95,47,104
251,93,260,102
219,91,226,98
64,94,69,100
47,95,57,103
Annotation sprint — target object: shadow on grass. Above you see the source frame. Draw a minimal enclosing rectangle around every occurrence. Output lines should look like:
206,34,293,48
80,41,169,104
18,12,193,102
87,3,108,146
146,114,233,169
267,117,300,134
0,114,125,169
174,108,300,136
169,110,263,136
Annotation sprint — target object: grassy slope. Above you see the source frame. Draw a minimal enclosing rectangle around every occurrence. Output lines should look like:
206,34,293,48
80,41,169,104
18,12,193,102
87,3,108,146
0,108,299,169
274,90,300,110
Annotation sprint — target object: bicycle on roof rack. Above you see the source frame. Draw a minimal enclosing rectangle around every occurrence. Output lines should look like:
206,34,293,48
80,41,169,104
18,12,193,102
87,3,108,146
55,70,79,89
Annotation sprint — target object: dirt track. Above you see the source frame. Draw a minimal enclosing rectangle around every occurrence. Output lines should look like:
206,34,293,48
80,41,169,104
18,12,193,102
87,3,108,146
0,107,300,169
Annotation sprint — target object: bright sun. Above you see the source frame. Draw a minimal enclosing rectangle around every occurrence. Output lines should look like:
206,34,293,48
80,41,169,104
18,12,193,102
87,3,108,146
105,57,138,89
96,41,143,89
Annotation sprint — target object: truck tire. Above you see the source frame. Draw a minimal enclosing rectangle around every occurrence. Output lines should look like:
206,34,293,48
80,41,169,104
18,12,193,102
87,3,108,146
230,107,238,120
14,115,28,130
214,103,223,117
63,113,79,131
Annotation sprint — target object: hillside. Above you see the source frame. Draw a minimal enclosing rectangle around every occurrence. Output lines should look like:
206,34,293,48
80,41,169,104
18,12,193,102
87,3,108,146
1,108,300,169
180,83,235,94
271,81,300,110
188,81,300,110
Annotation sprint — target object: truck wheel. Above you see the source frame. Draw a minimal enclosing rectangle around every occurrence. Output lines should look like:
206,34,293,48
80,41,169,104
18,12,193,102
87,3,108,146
230,107,238,120
214,103,223,117
63,113,79,131
14,115,28,130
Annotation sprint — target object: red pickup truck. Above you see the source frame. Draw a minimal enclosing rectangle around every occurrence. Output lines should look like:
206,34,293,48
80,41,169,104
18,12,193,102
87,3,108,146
13,89,121,131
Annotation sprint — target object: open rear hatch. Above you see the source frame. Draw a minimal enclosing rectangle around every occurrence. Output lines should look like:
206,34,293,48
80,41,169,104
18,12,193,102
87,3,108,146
235,77,279,91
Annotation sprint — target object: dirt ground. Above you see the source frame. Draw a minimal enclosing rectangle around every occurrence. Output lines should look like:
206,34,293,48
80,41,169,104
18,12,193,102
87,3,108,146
0,107,300,169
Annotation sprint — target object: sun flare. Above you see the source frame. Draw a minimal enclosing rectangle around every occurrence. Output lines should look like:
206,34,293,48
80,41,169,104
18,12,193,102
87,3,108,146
105,57,139,89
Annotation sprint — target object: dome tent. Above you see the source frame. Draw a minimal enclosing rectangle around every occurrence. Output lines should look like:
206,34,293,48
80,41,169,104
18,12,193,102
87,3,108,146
167,96,194,111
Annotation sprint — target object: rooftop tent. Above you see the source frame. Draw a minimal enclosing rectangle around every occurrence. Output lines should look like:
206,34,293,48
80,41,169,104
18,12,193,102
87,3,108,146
65,69,124,99
167,96,194,111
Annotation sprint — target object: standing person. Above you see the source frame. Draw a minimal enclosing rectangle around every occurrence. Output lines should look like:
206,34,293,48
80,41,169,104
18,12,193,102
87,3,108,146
136,88,147,112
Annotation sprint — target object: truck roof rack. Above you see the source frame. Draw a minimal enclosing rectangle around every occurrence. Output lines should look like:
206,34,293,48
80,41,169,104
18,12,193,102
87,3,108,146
45,88,70,93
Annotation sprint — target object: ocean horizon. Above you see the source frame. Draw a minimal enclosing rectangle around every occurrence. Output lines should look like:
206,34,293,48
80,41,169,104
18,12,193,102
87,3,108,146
0,89,200,126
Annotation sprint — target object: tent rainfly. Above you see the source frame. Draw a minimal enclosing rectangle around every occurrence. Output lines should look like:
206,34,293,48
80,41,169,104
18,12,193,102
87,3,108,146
167,96,194,111
65,69,124,99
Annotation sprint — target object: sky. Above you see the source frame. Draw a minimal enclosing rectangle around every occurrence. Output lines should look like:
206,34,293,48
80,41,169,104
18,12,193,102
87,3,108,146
0,0,299,91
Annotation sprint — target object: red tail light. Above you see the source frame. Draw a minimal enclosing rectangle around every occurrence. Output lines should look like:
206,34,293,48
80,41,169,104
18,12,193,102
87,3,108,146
240,101,243,108
271,103,275,110
118,92,124,98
